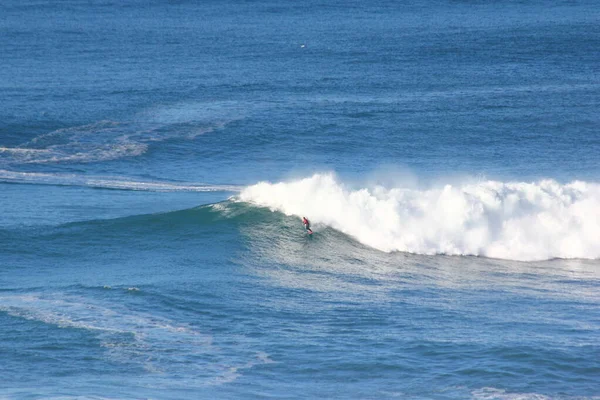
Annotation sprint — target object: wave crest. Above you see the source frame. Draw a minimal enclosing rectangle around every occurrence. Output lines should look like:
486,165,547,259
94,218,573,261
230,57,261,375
239,173,600,261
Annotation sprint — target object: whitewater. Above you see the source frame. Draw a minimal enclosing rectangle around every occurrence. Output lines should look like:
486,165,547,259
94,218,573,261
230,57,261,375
240,173,600,261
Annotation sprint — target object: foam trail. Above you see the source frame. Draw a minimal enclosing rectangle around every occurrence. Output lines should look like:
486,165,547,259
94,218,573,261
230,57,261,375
239,173,600,261
1,105,241,166
0,170,241,192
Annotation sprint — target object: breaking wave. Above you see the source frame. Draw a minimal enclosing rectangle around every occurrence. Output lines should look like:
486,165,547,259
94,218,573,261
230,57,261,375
239,173,600,261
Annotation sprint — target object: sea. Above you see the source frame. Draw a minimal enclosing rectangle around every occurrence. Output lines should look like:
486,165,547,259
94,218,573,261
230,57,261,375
1,1,599,399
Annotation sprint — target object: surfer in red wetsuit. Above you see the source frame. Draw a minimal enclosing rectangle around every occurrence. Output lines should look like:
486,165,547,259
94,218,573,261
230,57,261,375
302,217,313,234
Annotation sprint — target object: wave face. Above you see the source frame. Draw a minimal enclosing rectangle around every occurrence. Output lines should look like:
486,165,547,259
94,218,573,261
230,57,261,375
239,173,600,261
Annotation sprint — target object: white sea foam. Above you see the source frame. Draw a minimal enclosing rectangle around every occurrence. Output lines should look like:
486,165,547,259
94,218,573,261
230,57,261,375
2,101,244,167
0,147,49,154
4,121,147,165
471,387,599,400
239,173,600,261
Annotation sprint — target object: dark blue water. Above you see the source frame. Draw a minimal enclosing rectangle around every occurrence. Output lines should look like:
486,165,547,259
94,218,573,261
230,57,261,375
1,1,599,399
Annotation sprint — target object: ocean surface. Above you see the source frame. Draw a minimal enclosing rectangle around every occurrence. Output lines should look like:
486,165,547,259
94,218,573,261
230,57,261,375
1,1,599,399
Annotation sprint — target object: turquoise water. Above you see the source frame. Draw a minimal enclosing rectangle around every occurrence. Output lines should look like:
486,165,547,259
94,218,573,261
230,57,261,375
1,1,599,399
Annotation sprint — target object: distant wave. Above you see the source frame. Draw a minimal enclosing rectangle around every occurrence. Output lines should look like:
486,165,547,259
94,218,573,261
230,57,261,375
0,170,241,192
239,173,600,261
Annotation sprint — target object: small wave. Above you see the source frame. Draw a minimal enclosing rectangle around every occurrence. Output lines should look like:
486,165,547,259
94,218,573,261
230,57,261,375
0,170,241,192
239,173,600,262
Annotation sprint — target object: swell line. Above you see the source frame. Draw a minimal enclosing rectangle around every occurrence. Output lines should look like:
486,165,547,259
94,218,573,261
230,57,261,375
0,170,242,192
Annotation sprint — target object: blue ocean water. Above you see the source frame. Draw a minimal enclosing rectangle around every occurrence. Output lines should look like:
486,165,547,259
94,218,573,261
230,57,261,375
1,1,599,398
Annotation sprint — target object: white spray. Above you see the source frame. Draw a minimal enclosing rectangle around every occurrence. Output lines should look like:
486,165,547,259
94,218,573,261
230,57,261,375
239,173,600,261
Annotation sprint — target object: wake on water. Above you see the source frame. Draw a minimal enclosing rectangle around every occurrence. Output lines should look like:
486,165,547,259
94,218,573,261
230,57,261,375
238,173,600,262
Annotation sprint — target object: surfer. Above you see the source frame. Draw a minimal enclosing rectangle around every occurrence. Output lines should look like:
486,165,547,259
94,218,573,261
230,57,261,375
302,217,313,234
